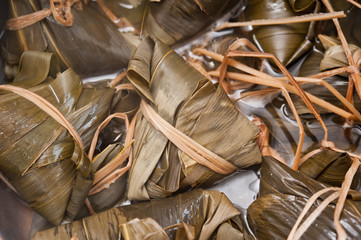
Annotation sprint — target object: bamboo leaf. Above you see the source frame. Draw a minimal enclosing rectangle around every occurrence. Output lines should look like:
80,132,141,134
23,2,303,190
245,0,315,66
3,0,133,78
11,50,59,88
288,0,315,12
120,218,170,240
3,0,47,65
103,0,243,46
0,51,114,225
216,222,244,240
299,150,361,189
247,156,361,239
32,190,241,240
87,144,128,212
126,38,260,201
320,44,360,74
287,44,361,117
142,0,242,45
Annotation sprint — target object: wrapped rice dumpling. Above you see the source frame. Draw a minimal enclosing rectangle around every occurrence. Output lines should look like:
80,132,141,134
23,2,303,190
286,36,361,117
319,36,361,74
0,51,114,225
141,0,242,46
287,0,316,12
32,189,242,240
246,155,361,239
87,144,129,212
100,0,243,46
245,0,316,66
298,149,361,189
2,0,133,78
126,38,261,201
85,81,141,212
288,0,354,12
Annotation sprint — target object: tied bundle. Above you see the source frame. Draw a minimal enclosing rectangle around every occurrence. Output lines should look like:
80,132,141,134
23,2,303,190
32,189,242,240
2,0,133,78
126,38,261,201
94,0,243,46
0,51,114,225
246,155,361,239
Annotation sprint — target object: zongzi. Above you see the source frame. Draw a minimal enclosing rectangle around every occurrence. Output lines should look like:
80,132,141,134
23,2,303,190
99,0,244,46
246,156,361,239
126,38,261,201
2,0,133,78
32,189,242,240
245,0,316,66
0,51,114,225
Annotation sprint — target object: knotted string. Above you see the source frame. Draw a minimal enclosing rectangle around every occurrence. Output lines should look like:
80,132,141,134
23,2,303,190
6,0,84,30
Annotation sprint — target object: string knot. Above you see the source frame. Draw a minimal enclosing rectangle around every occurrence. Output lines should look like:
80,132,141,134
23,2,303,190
6,0,85,31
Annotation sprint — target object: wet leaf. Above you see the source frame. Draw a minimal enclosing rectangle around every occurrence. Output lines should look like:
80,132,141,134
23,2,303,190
87,144,128,212
247,156,361,239
338,6,361,46
2,0,47,65
3,0,133,77
285,44,361,117
299,150,361,189
32,190,241,240
320,44,360,74
126,38,261,201
120,218,170,240
245,0,315,66
103,0,243,46
0,51,114,225
288,0,315,12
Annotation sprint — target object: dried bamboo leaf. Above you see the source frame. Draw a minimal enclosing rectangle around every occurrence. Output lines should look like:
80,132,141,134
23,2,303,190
126,38,155,103
25,85,115,171
32,190,241,240
290,50,344,115
175,80,261,184
174,222,196,240
126,38,261,200
247,156,361,239
318,34,340,50
248,192,361,239
0,51,114,225
328,0,354,11
245,0,315,66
